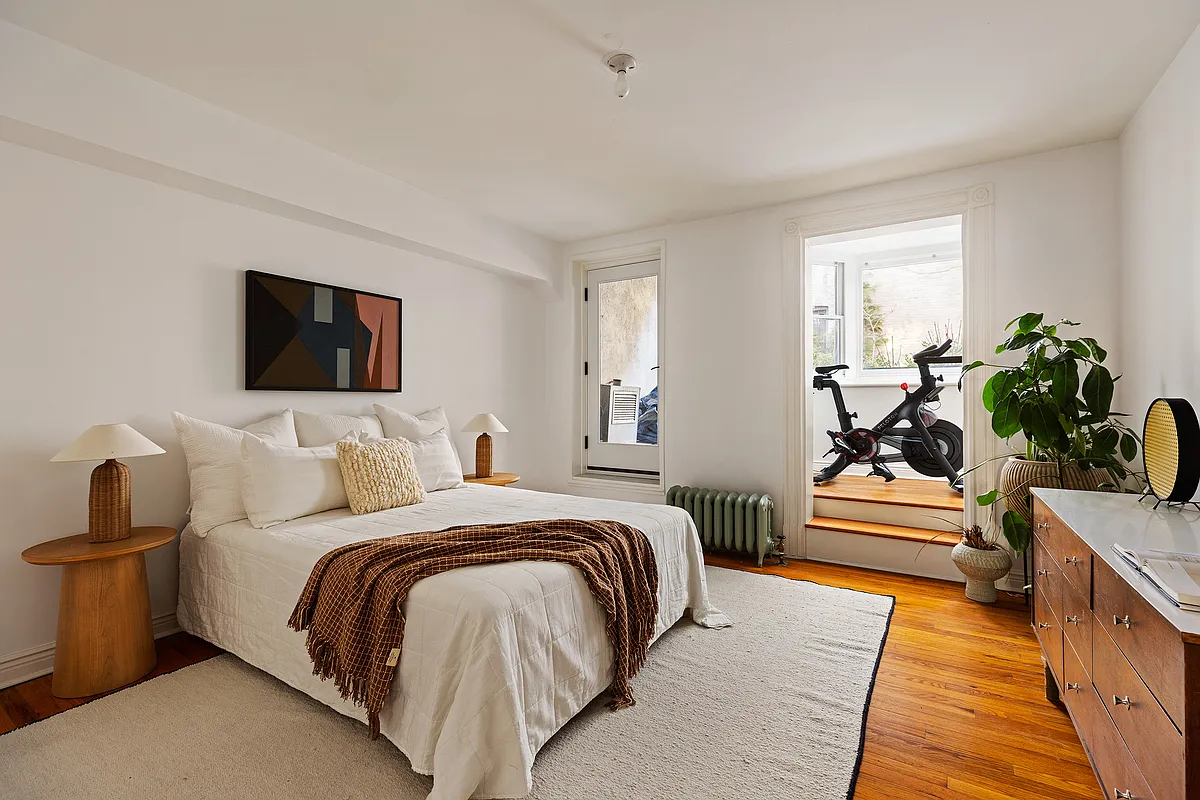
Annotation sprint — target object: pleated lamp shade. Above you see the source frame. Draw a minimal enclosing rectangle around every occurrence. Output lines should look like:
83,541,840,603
461,414,507,478
51,424,165,543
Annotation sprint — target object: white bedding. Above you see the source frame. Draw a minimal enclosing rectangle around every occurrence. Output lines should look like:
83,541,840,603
177,484,729,800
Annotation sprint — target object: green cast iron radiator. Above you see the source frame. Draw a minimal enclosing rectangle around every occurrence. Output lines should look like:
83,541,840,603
666,485,775,566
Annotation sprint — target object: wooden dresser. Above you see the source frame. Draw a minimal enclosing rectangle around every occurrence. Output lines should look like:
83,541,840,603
1032,489,1200,800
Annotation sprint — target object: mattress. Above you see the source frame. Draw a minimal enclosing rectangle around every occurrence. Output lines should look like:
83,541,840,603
177,484,729,800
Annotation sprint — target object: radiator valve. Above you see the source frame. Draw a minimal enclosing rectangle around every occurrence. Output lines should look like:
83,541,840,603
771,535,787,566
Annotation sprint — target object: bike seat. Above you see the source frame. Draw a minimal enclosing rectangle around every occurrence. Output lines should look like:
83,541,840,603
815,364,849,375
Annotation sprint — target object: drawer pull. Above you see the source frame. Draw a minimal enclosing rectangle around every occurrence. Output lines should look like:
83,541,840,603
1114,790,1135,799
1112,614,1131,629
1065,615,1081,625
1112,695,1132,708
1037,622,1051,629
1036,569,1048,576
1063,556,1080,565
1037,522,1050,529
1066,682,1080,691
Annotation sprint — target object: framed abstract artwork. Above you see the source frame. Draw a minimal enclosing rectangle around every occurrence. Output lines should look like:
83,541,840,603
245,270,401,392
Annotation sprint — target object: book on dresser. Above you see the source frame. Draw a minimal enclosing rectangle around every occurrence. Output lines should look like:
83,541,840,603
1031,487,1200,800
1113,543,1200,610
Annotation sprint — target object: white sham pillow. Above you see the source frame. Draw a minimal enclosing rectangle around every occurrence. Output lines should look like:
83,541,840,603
358,428,464,491
240,435,349,529
373,405,464,475
293,410,384,447
172,410,298,537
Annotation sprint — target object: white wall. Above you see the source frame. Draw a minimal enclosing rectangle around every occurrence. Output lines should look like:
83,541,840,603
546,142,1122,523
1119,25,1200,424
0,24,555,672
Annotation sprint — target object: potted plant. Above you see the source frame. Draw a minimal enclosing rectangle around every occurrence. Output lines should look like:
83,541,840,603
918,517,1012,602
961,314,1141,556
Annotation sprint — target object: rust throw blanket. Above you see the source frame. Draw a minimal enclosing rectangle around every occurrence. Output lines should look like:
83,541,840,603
288,519,659,738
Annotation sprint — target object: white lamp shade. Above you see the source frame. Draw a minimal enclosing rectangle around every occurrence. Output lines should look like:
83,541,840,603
51,424,166,463
461,413,508,434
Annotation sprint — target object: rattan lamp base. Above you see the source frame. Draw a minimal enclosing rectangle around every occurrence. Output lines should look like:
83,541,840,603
474,433,494,479
89,459,132,543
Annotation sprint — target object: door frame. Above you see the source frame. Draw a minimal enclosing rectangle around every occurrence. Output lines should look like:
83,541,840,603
780,184,996,558
569,241,668,493
584,259,662,475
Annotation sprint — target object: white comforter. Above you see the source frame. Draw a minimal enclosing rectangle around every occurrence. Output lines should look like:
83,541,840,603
177,485,729,800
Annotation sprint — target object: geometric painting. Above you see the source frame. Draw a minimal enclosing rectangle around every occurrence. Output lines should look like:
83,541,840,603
245,270,401,392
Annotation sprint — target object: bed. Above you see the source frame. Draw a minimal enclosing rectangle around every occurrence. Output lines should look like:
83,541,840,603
177,483,728,800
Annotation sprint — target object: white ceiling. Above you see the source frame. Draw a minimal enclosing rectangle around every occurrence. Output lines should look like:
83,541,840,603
3,1,1198,242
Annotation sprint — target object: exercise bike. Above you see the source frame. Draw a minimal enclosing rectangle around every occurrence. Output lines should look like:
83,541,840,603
812,338,965,491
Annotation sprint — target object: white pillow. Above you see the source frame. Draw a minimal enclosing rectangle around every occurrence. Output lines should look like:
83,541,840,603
240,435,349,529
359,429,464,491
293,410,384,447
172,410,298,537
373,405,464,475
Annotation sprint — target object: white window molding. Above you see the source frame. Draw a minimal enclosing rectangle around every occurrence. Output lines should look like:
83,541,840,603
781,185,996,559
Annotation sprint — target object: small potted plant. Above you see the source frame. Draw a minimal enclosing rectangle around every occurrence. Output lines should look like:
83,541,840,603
918,517,1012,602
961,314,1141,556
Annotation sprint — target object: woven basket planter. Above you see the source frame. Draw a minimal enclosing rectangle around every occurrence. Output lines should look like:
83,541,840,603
998,457,1109,525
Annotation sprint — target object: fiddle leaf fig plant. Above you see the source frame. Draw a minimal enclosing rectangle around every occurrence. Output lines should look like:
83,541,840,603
960,313,1142,553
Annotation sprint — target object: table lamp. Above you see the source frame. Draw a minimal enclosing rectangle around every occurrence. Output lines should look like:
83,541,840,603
51,424,165,543
461,414,508,479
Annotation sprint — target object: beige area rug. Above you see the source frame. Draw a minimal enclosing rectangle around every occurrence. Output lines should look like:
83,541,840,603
0,566,893,800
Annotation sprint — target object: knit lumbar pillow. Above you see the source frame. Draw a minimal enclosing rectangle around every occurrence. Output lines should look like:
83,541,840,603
336,435,426,515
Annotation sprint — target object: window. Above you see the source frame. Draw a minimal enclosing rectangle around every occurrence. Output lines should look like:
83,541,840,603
584,259,661,476
811,262,843,367
860,260,962,371
809,216,963,382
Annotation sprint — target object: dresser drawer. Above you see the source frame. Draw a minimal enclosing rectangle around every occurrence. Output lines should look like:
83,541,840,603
1035,584,1064,688
1069,675,1156,800
1060,578,1091,676
1033,536,1064,621
1052,515,1092,600
1033,496,1056,547
1094,554,1184,728
1093,623,1183,800
1061,634,1089,706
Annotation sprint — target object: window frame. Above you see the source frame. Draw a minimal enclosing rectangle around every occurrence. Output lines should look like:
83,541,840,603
810,260,845,369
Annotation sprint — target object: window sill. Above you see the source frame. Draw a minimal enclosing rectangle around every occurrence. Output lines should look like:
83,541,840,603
568,474,665,498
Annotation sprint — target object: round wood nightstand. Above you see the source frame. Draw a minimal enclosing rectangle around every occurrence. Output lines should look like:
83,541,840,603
463,472,520,487
22,526,176,698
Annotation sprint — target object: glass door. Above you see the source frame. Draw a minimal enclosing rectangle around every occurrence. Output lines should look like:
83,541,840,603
585,260,660,476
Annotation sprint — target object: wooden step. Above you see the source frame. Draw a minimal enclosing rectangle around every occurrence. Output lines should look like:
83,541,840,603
806,516,961,547
812,474,964,511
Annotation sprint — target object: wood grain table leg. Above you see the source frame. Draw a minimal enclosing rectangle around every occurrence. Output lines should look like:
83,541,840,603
52,552,156,698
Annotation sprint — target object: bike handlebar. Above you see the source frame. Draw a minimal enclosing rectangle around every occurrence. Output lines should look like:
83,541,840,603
911,338,955,362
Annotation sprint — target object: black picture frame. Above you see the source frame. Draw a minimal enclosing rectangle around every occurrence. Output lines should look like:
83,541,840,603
245,270,402,392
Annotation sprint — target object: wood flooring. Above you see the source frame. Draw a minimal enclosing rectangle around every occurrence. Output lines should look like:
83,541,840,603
0,632,221,734
0,557,1099,799
813,473,966,511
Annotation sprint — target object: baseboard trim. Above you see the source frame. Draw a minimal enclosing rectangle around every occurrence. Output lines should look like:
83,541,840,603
0,611,180,691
